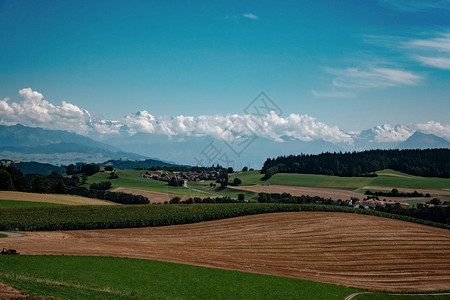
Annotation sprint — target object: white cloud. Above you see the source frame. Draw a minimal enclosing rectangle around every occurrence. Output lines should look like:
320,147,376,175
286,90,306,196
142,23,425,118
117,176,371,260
329,67,422,89
1,88,449,146
371,124,414,143
415,121,450,141
243,13,258,20
0,88,91,135
365,122,450,143
401,32,450,70
415,56,450,70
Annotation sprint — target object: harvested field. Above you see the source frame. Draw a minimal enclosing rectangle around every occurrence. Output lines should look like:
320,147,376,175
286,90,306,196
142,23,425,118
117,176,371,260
230,184,361,200
3,212,450,292
112,187,198,203
0,191,115,206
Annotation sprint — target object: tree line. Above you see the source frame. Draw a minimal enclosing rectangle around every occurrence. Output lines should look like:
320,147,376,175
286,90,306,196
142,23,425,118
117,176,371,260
257,192,450,225
0,165,148,205
261,149,450,179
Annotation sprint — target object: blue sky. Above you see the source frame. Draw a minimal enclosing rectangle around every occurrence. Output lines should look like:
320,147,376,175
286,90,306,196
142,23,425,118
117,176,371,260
0,0,449,135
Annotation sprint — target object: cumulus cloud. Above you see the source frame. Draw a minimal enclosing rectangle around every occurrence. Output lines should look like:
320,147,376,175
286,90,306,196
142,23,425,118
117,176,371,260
371,124,415,143
1,88,449,145
362,122,450,143
415,121,450,141
0,88,92,135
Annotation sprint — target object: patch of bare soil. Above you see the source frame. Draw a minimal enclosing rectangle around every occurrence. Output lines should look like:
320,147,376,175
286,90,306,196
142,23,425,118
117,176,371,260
230,185,361,200
112,187,193,203
0,282,52,300
3,212,450,291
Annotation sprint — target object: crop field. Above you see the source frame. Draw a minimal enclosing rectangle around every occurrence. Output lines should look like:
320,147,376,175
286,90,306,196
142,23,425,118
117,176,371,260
0,199,63,208
2,212,450,293
0,255,361,300
0,191,115,206
2,203,449,232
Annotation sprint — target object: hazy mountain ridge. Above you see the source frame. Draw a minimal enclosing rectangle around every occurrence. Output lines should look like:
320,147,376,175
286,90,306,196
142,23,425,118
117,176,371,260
1,124,448,168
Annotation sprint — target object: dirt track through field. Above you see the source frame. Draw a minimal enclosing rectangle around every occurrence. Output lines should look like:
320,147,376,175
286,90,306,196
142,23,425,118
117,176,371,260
230,185,361,200
3,212,450,291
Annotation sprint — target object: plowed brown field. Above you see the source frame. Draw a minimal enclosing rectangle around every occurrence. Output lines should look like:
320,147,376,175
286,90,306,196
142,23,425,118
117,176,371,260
2,212,450,291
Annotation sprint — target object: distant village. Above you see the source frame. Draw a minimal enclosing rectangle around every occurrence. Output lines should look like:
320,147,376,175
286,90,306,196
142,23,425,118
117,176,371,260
138,169,221,187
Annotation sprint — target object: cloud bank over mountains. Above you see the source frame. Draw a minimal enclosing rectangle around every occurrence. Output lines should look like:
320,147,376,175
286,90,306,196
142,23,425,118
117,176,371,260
1,88,449,145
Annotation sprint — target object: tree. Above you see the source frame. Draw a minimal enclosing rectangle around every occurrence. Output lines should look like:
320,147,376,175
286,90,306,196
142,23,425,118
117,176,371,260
242,166,248,172
0,169,13,190
429,198,441,205
169,197,181,204
31,175,50,193
105,166,114,171
6,166,28,191
227,167,234,173
55,179,67,194
238,193,245,201
233,178,242,186
107,172,118,179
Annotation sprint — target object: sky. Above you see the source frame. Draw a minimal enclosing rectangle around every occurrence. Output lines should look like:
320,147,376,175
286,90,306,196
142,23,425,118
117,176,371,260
0,0,449,142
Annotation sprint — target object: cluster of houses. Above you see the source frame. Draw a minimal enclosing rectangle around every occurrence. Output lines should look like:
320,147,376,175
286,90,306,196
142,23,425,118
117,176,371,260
139,170,221,185
353,199,410,209
0,160,19,166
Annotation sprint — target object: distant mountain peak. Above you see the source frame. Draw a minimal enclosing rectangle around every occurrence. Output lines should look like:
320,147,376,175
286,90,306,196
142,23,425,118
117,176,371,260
397,131,450,150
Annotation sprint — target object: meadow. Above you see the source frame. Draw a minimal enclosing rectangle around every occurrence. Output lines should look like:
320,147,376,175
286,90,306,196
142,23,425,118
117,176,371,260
231,169,450,191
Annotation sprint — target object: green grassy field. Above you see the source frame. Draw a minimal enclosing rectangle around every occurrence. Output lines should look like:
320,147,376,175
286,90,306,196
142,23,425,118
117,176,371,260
231,170,450,191
87,170,211,197
0,199,63,209
0,255,360,300
1,256,449,300
188,181,259,201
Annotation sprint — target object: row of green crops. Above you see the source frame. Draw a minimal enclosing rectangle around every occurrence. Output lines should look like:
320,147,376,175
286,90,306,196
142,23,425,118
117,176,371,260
1,203,450,231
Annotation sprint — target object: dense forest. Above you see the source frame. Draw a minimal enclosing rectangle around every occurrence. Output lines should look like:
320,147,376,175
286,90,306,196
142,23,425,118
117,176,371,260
261,149,450,178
